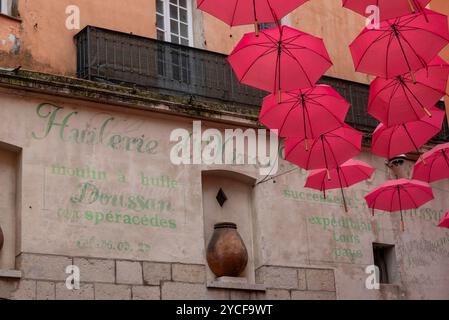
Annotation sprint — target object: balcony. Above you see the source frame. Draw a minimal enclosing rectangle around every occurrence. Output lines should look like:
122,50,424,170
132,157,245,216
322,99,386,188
75,26,449,143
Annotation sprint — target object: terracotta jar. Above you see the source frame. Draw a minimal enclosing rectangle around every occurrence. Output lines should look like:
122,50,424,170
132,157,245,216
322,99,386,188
206,222,248,277
0,225,4,251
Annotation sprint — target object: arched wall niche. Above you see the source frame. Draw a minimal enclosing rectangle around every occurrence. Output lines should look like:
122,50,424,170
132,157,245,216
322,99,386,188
0,141,21,271
201,169,258,285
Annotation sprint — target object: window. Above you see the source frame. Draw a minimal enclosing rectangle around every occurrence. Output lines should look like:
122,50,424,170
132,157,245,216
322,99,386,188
259,23,277,31
373,243,398,284
156,0,193,46
0,0,12,15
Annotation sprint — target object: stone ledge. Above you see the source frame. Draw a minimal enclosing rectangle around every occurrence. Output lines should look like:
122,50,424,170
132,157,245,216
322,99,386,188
0,269,22,279
207,277,266,292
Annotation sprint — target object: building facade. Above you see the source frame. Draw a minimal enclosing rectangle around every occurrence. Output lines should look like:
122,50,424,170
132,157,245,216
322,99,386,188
0,0,448,300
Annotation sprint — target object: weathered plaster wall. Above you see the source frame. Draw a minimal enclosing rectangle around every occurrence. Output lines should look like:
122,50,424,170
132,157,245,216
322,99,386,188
0,0,370,84
0,88,448,299
0,14,22,68
0,0,157,75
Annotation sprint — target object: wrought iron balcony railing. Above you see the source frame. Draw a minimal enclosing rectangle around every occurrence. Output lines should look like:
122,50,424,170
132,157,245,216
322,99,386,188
75,26,449,143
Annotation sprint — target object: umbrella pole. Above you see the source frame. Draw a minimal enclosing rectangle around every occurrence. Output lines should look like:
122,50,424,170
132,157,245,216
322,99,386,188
399,77,432,118
402,124,425,164
340,186,348,213
277,42,282,104
410,71,416,84
321,136,331,180
252,0,259,37
407,0,416,13
337,168,348,213
302,95,309,151
400,210,405,232
398,185,405,232
393,25,416,84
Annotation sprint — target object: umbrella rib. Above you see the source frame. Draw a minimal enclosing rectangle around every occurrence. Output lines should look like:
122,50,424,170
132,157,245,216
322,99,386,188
281,47,315,88
426,154,439,181
402,187,420,209
306,96,345,124
397,24,449,43
230,41,274,55
305,137,321,169
386,126,395,159
402,124,421,152
369,186,392,211
389,185,399,213
354,31,392,71
384,80,404,124
370,79,397,105
416,81,448,96
396,32,428,68
237,47,277,86
384,31,395,78
281,34,307,45
284,43,333,64
230,0,240,26
277,100,302,135
398,84,423,121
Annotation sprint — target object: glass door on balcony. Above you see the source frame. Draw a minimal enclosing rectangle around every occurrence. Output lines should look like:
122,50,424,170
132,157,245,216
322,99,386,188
156,0,193,85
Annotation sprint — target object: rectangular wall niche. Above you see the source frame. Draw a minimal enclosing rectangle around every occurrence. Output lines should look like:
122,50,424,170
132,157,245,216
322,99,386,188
373,243,398,285
0,144,19,270
202,171,257,285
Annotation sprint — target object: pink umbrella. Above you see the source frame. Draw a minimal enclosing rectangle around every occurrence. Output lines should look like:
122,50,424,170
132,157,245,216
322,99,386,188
227,26,332,95
412,142,449,183
371,106,445,159
198,0,309,32
350,10,449,79
365,179,434,231
368,57,449,127
284,124,363,173
305,160,375,212
342,0,430,21
259,85,349,143
438,211,449,229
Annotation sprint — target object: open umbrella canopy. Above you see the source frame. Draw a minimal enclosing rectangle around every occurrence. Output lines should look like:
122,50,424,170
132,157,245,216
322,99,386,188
197,0,309,27
371,106,445,159
305,159,375,212
259,85,349,139
365,178,434,230
413,142,449,183
350,10,449,78
305,160,375,191
438,211,449,229
342,0,431,21
368,57,449,127
284,124,362,171
227,25,332,93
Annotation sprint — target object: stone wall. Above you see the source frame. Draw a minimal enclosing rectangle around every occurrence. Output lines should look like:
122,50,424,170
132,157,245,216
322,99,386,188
0,73,448,300
0,253,336,300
